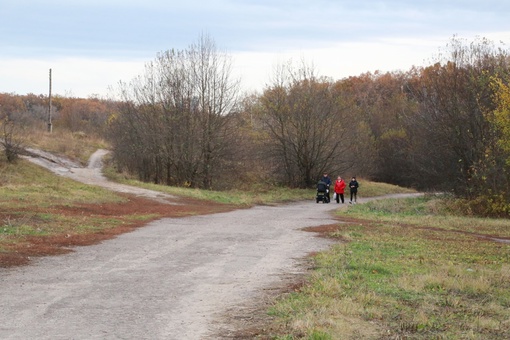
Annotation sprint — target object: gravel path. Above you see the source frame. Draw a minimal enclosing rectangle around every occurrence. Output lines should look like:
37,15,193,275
23,149,178,203
1,200,339,339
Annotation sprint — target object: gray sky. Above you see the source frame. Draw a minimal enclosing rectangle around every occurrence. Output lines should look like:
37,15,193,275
1,0,509,98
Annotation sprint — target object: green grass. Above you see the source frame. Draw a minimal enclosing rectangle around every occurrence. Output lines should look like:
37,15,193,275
0,158,124,207
103,161,415,206
352,180,416,197
103,165,315,205
117,180,315,205
268,195,510,339
0,158,129,241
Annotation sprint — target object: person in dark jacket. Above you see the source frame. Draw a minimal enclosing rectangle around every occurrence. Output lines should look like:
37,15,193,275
349,176,359,204
320,172,332,202
320,172,331,186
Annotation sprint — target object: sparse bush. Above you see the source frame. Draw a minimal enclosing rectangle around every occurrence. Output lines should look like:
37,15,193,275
0,118,25,163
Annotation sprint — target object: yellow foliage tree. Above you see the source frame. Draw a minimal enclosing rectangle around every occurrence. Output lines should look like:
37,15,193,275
476,76,510,216
490,77,510,166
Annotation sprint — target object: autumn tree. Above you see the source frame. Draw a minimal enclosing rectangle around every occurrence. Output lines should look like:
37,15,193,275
109,35,240,189
333,72,417,185
405,37,510,198
229,93,274,187
55,97,112,134
477,75,510,215
489,77,510,164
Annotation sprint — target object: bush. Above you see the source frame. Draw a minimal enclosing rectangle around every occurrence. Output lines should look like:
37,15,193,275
445,194,510,218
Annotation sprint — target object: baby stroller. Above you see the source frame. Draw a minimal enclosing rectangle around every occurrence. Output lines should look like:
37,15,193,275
316,181,330,203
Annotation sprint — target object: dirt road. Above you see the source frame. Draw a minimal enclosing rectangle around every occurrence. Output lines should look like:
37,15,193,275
3,150,419,339
1,199,339,339
23,148,178,203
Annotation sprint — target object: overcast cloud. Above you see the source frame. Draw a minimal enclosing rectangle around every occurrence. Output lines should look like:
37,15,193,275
1,0,509,97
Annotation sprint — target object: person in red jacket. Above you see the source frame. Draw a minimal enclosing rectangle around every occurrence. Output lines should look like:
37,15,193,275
334,176,346,203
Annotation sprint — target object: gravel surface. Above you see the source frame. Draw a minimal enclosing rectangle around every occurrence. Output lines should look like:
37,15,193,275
1,201,339,339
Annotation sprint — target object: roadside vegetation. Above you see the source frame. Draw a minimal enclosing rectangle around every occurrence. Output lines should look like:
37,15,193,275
267,195,510,339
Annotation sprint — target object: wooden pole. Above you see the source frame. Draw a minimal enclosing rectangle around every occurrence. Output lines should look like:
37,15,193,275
48,68,53,133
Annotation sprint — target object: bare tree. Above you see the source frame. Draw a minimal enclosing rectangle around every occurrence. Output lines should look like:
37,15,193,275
109,35,240,189
0,95,27,162
259,61,351,187
0,118,25,162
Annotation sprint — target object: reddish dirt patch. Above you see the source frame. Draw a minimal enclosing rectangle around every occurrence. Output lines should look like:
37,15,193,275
304,217,510,245
0,194,237,268
302,223,344,235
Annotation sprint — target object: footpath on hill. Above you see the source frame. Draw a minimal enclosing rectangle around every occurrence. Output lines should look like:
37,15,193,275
1,150,421,339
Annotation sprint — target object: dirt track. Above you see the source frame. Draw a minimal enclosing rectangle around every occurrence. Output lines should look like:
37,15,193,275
2,150,420,339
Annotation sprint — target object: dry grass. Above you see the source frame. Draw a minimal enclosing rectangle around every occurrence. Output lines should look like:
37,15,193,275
268,195,510,339
24,126,108,164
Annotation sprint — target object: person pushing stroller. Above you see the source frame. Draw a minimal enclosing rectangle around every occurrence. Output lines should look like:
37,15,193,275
317,172,332,203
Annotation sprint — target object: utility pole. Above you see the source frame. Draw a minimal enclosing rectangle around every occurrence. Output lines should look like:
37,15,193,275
48,68,53,133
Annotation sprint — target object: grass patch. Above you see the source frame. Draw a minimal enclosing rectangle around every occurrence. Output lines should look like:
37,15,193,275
353,180,416,197
0,158,124,208
269,195,510,339
0,157,154,259
107,177,316,205
103,161,415,206
103,162,317,205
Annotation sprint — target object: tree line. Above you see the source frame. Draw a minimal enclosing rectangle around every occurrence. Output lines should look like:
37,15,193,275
1,35,509,215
